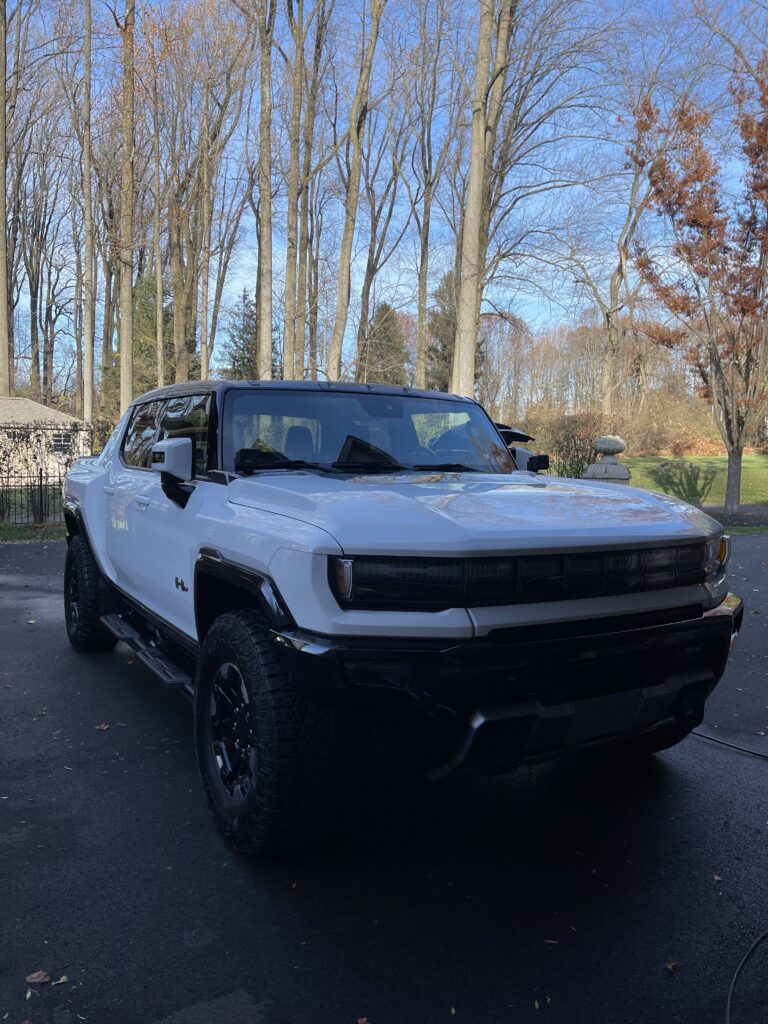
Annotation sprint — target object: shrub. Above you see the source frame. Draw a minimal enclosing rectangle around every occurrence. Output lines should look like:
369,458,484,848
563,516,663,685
522,409,607,478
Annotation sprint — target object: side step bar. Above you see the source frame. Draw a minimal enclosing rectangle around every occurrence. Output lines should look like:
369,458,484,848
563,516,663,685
101,614,193,694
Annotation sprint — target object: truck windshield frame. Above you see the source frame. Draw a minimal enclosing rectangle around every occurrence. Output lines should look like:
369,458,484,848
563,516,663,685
221,388,515,474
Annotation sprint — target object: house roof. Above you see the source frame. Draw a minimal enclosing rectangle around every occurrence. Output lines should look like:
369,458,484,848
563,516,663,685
0,397,85,427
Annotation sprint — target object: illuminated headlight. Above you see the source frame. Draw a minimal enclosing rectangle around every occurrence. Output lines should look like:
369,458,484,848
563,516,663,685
704,534,730,581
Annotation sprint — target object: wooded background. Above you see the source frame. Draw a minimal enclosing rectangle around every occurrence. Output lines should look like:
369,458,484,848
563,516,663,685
0,0,765,510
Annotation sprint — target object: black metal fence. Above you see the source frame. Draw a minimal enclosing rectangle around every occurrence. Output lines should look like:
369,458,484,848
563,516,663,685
0,471,65,524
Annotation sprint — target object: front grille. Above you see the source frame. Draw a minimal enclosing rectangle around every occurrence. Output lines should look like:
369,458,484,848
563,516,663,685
330,543,707,611
467,543,706,605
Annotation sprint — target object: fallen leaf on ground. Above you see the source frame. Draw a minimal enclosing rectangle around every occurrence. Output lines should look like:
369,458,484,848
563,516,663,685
25,970,51,984
52,974,69,985
544,939,559,945
714,875,722,881
95,723,110,731
26,620,35,624
665,961,679,974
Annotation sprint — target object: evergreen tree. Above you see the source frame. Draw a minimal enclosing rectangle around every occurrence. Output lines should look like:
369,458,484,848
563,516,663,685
427,272,457,391
365,302,407,385
427,271,485,394
221,289,258,379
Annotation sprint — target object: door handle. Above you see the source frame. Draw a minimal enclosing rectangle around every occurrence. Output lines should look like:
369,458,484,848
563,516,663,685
103,487,115,495
134,496,150,509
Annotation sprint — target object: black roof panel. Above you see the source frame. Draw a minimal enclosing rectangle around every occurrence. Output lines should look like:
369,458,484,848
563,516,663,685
132,379,476,406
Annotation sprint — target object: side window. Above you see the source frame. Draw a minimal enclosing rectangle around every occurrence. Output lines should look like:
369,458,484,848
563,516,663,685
157,395,212,477
122,402,162,468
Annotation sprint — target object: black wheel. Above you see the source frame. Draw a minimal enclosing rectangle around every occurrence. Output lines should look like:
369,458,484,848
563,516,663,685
64,535,117,653
194,610,336,855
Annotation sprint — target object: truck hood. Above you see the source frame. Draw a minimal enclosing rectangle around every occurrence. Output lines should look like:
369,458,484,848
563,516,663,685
226,471,722,555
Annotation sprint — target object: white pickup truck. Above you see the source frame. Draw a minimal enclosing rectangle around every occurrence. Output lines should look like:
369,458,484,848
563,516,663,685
62,381,742,854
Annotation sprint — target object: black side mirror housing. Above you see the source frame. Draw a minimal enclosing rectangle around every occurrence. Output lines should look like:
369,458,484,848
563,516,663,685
527,454,550,473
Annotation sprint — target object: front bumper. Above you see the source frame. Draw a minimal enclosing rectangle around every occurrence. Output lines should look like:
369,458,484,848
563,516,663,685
271,594,743,775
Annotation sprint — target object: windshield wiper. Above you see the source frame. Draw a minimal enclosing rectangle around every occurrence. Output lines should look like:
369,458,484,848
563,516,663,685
234,448,330,475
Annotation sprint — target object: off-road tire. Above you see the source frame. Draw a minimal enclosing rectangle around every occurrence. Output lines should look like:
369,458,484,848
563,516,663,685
64,535,117,652
194,610,336,855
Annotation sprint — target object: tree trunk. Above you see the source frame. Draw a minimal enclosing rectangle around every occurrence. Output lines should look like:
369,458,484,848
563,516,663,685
724,446,742,514
43,285,54,404
295,2,327,380
0,0,10,396
355,247,376,381
74,245,83,417
199,82,212,381
101,257,115,377
282,1,305,381
29,278,39,395
414,196,431,389
601,314,621,419
152,65,163,388
451,0,493,396
82,0,95,421
118,0,135,414
326,0,385,380
257,2,275,381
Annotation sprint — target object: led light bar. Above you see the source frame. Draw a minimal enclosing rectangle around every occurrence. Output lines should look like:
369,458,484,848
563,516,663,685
329,541,713,611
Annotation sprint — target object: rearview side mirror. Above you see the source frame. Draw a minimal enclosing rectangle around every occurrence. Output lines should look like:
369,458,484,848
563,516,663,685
151,438,193,482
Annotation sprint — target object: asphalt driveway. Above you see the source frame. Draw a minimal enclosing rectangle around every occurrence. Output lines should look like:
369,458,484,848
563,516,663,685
1,537,767,1024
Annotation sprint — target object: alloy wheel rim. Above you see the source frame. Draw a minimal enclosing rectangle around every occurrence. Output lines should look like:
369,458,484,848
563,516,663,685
209,662,256,800
69,569,80,626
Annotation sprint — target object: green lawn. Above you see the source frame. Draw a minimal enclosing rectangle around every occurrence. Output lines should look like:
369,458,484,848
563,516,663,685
0,523,66,542
624,455,768,506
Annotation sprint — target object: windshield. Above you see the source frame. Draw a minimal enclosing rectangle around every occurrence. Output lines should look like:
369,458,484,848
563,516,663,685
222,389,515,474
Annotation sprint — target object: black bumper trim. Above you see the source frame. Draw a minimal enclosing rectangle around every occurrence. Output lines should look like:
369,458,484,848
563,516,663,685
271,594,743,774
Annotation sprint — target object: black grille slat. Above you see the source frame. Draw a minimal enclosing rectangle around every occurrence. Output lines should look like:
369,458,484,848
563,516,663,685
335,543,707,611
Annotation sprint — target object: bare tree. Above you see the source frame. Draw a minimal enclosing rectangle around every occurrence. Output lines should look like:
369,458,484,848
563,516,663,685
326,0,386,380
118,0,136,414
255,0,276,380
354,83,411,381
0,0,10,396
451,0,512,396
82,0,95,420
295,0,332,378
402,0,461,389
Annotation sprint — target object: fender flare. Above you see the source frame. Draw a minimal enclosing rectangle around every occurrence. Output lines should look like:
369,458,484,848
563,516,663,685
194,547,295,640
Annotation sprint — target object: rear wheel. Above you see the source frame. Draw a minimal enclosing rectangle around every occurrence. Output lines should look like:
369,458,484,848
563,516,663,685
64,536,116,653
194,610,336,855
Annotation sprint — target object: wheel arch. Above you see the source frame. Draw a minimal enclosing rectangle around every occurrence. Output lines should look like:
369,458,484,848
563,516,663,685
194,549,295,642
64,499,87,546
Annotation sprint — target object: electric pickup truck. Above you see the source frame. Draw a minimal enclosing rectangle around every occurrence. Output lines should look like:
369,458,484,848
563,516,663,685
62,380,742,854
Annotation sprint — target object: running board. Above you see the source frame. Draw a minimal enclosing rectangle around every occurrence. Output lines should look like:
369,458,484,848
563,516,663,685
101,614,193,692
